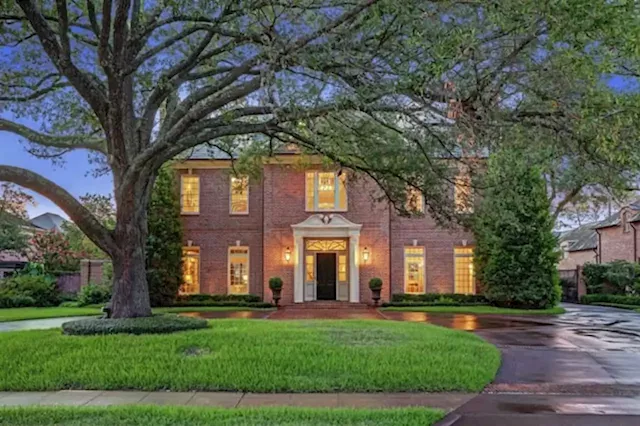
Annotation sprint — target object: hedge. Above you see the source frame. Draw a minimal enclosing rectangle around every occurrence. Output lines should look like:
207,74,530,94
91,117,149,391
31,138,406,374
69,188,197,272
62,314,209,336
390,293,487,305
580,294,640,307
175,294,262,303
171,300,274,308
0,294,36,309
0,275,59,307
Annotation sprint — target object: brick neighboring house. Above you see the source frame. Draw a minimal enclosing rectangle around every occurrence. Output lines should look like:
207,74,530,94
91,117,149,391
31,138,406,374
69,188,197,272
558,202,640,269
176,153,476,306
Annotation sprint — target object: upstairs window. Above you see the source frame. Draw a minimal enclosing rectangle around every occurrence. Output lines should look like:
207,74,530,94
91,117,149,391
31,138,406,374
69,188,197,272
406,188,425,213
623,211,632,233
454,247,475,294
180,175,200,214
228,247,249,294
181,247,200,294
305,171,347,211
230,176,249,214
454,172,473,214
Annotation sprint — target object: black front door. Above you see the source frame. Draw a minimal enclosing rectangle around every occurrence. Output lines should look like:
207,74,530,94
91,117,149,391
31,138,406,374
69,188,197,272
316,253,337,300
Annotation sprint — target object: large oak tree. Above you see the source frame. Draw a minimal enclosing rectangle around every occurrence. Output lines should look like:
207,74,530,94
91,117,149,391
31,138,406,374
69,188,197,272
1,0,638,317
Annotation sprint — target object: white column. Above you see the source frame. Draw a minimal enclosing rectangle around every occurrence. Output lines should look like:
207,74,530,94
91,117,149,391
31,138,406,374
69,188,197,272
349,233,360,303
293,234,304,303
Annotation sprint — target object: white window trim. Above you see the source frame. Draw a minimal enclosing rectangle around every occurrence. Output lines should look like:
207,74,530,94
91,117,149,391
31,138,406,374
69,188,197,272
229,175,249,215
404,246,426,294
228,246,250,295
181,246,201,295
305,171,348,213
180,174,200,215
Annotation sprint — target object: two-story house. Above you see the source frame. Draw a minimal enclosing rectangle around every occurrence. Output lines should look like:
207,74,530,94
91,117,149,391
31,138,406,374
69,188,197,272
176,151,476,306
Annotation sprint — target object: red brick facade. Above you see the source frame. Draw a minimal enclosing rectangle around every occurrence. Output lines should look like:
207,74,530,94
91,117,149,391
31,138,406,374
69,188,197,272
179,160,473,305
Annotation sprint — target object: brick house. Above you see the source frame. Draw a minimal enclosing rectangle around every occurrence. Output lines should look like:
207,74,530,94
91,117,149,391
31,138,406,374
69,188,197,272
176,153,476,305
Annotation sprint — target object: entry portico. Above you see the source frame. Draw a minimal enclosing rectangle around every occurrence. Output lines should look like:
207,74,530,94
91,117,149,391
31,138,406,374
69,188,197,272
291,214,362,303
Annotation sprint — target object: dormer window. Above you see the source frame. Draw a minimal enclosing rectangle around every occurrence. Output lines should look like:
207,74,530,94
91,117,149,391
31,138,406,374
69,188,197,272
305,171,347,212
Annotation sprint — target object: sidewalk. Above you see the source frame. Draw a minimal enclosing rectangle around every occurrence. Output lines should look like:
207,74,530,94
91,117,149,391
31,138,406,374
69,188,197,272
0,390,476,410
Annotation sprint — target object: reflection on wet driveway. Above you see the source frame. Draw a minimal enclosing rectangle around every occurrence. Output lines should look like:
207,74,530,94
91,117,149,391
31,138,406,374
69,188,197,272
380,311,550,331
178,310,273,319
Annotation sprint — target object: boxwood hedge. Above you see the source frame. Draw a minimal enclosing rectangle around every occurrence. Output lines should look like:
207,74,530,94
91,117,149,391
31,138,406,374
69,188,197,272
62,314,209,336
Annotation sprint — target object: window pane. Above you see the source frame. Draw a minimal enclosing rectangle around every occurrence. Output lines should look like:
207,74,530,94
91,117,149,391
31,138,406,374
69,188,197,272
338,255,347,281
229,247,249,294
305,255,315,282
181,176,199,214
181,247,200,294
454,173,473,213
230,176,248,214
305,172,315,211
454,247,475,294
406,188,424,213
404,247,425,294
305,239,348,251
317,172,335,210
338,173,347,210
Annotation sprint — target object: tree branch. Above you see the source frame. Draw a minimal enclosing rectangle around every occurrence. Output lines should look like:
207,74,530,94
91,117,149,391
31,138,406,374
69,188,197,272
553,185,584,220
0,118,106,153
0,165,116,255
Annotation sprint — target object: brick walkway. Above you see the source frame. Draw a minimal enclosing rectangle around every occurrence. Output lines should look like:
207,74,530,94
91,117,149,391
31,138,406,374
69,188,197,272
0,390,476,410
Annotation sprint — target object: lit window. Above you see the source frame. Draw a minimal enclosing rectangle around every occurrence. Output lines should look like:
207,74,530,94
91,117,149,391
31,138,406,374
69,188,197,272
406,188,424,213
404,247,425,294
305,171,347,211
228,247,249,294
230,176,249,214
181,175,200,214
454,247,475,294
338,254,347,282
181,247,200,294
305,255,315,282
454,172,473,214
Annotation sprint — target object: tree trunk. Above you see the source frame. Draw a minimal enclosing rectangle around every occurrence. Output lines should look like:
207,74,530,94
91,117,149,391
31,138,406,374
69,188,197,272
110,177,154,318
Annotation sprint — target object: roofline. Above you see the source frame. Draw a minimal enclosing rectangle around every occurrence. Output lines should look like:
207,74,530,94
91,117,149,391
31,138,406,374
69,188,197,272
172,154,326,169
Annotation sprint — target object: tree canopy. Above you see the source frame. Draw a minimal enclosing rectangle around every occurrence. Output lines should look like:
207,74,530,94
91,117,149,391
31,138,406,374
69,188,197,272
1,0,639,316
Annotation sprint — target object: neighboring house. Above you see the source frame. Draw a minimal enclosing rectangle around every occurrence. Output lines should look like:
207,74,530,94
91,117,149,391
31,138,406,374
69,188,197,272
0,213,43,277
29,212,67,232
176,151,476,306
557,223,598,270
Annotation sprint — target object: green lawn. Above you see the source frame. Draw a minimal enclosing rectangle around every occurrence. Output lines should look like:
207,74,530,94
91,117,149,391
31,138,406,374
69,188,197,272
0,319,500,393
382,305,565,315
0,306,273,322
0,406,444,426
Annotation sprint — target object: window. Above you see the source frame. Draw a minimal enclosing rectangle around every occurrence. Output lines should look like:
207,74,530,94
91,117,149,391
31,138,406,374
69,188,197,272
181,247,200,294
406,188,424,213
454,247,475,294
623,211,632,233
305,171,347,211
305,239,348,251
454,172,473,214
404,247,425,294
230,176,249,214
181,175,200,214
228,247,249,294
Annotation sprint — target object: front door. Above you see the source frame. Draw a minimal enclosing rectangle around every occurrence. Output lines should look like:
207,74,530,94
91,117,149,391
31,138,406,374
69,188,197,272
316,253,337,300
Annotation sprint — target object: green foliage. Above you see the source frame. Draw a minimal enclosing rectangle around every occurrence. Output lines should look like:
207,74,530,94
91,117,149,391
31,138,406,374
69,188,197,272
389,293,488,306
58,301,81,308
175,294,262,304
581,294,640,306
146,167,183,307
0,294,36,309
29,231,84,273
0,183,34,255
61,314,209,336
170,301,274,308
583,261,640,295
368,278,383,290
268,277,283,291
77,283,112,307
474,150,561,309
0,275,59,307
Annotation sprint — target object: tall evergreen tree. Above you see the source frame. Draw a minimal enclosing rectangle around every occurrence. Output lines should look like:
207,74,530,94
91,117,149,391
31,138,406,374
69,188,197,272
146,167,183,307
474,149,561,309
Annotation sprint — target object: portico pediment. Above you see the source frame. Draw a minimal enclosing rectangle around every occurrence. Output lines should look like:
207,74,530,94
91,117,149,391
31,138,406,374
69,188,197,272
291,214,362,232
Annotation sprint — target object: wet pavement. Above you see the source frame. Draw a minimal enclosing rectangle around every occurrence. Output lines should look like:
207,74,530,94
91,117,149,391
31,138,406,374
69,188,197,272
178,310,273,319
0,316,95,332
267,307,385,320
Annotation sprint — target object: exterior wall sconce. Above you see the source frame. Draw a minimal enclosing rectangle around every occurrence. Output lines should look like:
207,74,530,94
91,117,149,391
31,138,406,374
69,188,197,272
284,247,291,263
362,247,370,264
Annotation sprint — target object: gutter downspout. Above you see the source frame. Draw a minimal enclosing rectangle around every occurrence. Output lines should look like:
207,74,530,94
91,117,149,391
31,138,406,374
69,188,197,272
595,229,601,264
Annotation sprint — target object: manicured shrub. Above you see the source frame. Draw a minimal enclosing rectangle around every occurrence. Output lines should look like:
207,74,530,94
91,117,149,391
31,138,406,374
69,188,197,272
583,261,640,295
61,314,209,335
269,277,283,290
175,294,262,303
0,293,36,308
171,300,274,308
474,149,560,309
0,274,59,307
369,277,383,290
59,301,81,308
77,283,112,306
147,167,184,307
391,293,487,305
580,294,640,306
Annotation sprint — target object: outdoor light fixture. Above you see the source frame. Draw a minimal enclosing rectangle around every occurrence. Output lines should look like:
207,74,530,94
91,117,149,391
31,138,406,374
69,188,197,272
362,247,370,263
284,247,291,263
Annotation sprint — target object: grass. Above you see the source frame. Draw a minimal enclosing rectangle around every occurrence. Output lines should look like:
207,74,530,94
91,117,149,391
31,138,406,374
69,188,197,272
0,406,444,426
381,305,565,315
0,319,500,393
0,306,273,322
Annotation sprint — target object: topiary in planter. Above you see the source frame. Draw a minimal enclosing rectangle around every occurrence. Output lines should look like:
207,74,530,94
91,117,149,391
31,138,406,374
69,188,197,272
269,277,283,307
369,277,383,306
61,314,209,336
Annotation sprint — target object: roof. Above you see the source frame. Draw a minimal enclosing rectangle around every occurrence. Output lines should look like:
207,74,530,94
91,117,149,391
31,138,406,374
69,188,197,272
558,222,600,252
29,213,66,232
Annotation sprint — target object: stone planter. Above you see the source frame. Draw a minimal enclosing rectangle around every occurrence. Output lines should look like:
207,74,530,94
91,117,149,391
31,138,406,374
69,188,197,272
271,288,282,307
370,288,381,306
